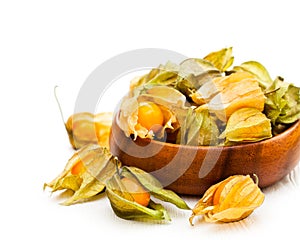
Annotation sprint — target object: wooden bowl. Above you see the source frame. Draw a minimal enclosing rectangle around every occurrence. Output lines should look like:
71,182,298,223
109,116,300,196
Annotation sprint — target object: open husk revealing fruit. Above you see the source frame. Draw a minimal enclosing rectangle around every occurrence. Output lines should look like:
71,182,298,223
44,144,120,205
189,175,265,224
106,166,190,221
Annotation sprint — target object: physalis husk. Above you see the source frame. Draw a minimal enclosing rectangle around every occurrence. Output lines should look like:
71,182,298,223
118,85,184,140
106,166,190,221
203,47,234,72
196,72,265,122
189,175,265,224
220,108,272,144
44,144,119,205
65,112,113,150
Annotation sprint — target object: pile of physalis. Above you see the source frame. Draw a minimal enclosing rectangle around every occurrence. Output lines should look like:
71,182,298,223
119,47,300,146
44,47,300,224
44,111,189,221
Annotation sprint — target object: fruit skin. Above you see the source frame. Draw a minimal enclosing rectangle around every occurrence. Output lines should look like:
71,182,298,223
137,102,164,132
121,177,151,207
212,178,230,206
71,160,86,175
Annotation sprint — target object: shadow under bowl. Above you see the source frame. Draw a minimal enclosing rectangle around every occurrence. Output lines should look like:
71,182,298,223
109,117,300,195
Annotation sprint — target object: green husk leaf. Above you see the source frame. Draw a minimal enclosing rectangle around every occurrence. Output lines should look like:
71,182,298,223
264,76,300,134
204,47,234,72
180,58,219,78
146,62,179,86
63,154,119,205
175,58,221,100
277,84,300,123
45,175,82,192
123,166,190,210
130,61,179,90
264,77,289,123
148,200,171,221
106,173,171,221
62,175,106,206
138,85,187,109
177,108,219,146
220,108,272,144
44,144,119,205
232,61,273,89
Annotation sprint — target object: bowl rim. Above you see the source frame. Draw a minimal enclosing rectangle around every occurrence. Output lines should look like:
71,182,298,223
121,120,300,151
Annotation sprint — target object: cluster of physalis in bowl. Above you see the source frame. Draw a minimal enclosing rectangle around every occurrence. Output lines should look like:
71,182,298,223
117,47,300,147
44,47,300,225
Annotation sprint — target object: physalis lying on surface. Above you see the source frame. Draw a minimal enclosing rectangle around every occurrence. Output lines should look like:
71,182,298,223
44,144,118,205
106,166,190,221
189,175,265,225
44,145,190,221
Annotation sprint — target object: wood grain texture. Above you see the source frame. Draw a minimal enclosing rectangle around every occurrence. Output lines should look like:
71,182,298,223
109,116,300,196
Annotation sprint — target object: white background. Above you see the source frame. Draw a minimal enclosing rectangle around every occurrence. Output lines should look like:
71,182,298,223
1,0,300,239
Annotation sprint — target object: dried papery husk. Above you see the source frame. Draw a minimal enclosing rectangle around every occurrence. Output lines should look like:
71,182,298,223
196,77,265,121
117,97,168,140
175,58,221,100
220,108,272,144
264,76,300,134
65,112,113,149
156,105,179,139
189,175,264,225
177,108,219,146
117,95,141,139
118,85,185,140
94,112,113,148
138,85,187,108
232,61,273,89
203,47,234,72
179,58,219,81
191,72,255,105
65,112,97,149
44,144,119,205
176,47,233,102
129,61,179,91
106,166,190,221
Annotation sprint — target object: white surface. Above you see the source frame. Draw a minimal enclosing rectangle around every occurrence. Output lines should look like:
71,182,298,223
1,1,300,239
